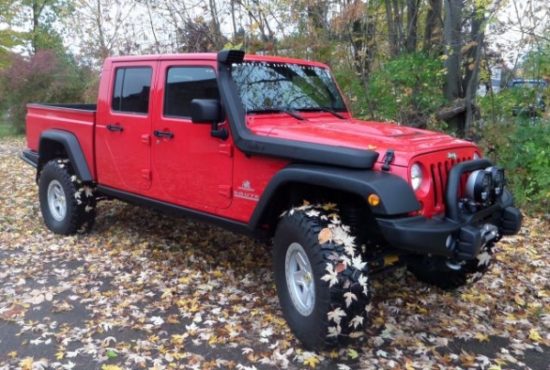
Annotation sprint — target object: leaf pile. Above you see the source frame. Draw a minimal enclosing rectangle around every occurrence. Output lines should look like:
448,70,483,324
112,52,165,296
0,138,548,370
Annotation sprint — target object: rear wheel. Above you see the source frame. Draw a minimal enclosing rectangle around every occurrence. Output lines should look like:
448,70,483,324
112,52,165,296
39,159,96,235
273,203,372,349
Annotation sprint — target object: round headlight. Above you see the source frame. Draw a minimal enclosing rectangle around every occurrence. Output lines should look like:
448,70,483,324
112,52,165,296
410,163,423,191
473,152,481,160
466,170,493,203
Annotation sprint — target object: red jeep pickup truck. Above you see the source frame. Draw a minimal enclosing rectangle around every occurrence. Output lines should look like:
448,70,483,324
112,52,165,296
22,50,521,349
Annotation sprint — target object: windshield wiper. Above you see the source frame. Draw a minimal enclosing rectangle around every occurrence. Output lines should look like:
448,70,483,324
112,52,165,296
247,108,306,121
297,107,346,119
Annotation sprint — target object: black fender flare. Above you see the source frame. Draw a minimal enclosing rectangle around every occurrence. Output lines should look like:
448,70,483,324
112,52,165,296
249,164,420,229
38,129,93,182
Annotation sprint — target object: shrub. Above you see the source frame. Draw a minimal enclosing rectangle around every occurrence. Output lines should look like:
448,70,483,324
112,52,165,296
479,119,550,213
479,86,548,122
336,53,446,127
0,50,88,133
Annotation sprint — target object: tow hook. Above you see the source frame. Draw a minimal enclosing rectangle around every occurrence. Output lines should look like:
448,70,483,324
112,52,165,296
446,224,498,269
481,224,499,245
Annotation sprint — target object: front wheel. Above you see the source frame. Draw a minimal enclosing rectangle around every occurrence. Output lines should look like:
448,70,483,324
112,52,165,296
273,204,372,349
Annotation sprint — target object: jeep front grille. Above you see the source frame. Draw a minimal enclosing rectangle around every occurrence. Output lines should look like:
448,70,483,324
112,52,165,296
430,157,472,211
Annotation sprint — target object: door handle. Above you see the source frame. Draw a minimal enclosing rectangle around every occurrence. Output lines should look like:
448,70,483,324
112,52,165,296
154,130,174,139
106,123,124,132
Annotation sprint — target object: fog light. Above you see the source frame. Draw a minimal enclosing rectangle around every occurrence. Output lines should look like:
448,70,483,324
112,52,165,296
368,194,380,207
487,166,505,197
466,170,493,203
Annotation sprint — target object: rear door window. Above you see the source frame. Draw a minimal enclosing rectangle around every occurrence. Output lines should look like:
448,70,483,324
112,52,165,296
112,67,152,114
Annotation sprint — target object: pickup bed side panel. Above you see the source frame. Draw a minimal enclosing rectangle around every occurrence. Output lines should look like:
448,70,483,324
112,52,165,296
26,104,96,179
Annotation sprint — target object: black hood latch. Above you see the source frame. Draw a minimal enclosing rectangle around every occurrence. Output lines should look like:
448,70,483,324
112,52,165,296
381,149,395,171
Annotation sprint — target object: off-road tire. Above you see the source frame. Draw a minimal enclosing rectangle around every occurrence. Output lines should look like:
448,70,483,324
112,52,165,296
273,204,372,350
39,159,96,235
406,244,494,290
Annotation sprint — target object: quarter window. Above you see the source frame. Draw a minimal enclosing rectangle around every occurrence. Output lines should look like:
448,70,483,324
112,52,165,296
112,67,152,114
164,67,219,118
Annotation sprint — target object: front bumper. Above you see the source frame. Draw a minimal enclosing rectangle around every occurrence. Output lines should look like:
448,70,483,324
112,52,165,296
376,160,522,260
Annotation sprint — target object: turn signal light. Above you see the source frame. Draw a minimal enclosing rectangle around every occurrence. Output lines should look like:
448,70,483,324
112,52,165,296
368,194,380,207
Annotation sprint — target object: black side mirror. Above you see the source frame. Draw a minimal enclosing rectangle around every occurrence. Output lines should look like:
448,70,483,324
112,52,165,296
190,99,228,140
190,99,222,123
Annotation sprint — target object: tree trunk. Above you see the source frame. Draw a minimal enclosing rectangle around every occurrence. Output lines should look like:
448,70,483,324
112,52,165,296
464,12,485,134
443,0,463,133
405,0,419,53
462,12,483,95
385,0,399,56
230,0,238,42
423,0,443,53
95,0,109,59
393,0,404,53
30,0,48,53
208,0,223,49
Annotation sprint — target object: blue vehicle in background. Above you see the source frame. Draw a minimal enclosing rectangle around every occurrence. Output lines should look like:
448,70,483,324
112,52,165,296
509,79,548,117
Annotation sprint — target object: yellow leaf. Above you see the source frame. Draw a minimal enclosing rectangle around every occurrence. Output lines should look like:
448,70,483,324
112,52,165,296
178,276,191,284
20,357,33,370
171,334,185,345
488,365,502,370
7,351,17,359
514,295,525,306
303,354,320,368
55,351,65,360
161,289,173,299
475,332,489,342
347,348,359,360
318,228,332,244
322,202,337,211
208,335,219,346
528,328,542,342
101,365,122,370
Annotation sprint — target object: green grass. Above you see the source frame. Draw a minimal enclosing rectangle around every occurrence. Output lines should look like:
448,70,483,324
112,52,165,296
0,123,21,138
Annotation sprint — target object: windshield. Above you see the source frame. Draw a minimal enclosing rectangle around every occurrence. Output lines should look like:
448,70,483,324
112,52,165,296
231,61,347,113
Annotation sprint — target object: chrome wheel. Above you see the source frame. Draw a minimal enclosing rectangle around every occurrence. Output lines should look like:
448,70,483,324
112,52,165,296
47,179,67,221
285,242,315,316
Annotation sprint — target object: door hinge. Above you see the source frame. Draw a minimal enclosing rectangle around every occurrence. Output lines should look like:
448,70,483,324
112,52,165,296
218,185,232,198
141,169,151,181
141,134,151,145
218,143,233,157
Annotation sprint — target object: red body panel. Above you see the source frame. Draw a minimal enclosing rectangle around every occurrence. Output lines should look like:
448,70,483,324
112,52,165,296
147,60,235,211
26,104,96,178
247,114,476,167
25,52,481,222
95,60,157,192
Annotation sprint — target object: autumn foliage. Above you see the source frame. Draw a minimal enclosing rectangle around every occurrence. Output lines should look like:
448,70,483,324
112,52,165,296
0,50,89,134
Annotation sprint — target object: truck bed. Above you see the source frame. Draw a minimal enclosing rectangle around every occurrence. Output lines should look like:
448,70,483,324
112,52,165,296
26,103,97,178
37,103,97,111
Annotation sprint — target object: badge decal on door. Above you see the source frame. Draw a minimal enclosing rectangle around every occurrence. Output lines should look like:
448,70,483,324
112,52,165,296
234,180,259,201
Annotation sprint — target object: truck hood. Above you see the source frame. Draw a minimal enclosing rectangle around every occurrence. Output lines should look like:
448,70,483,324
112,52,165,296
247,115,478,167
